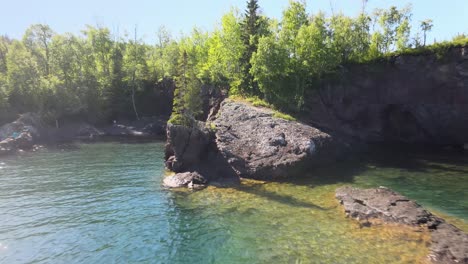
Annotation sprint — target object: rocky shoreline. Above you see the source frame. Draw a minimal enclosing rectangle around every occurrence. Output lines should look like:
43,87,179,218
336,186,468,264
162,98,467,263
0,113,167,156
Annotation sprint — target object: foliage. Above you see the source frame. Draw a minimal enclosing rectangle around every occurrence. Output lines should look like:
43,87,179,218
272,111,297,121
169,48,203,126
0,2,463,127
229,94,296,121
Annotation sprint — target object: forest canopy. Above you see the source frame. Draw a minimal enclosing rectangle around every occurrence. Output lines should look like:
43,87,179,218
0,0,466,125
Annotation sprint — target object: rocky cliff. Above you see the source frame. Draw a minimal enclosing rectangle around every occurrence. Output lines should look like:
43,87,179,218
302,47,468,147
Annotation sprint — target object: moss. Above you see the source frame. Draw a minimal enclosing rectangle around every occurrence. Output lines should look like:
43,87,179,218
229,94,298,122
229,95,272,108
206,122,217,132
168,113,192,126
273,111,297,121
246,97,271,108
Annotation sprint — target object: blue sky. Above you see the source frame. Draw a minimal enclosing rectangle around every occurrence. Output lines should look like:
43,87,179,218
1,0,467,43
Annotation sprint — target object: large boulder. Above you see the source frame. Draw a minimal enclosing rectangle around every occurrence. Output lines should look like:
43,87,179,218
213,100,344,180
336,186,468,264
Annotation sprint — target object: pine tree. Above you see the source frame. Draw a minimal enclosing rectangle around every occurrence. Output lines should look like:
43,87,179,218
169,50,188,124
169,50,202,125
240,0,262,96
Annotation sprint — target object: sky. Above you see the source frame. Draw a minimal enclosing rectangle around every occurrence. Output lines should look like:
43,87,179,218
0,0,467,44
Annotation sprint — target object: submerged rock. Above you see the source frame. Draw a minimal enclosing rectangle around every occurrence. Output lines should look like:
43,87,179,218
335,186,439,226
163,172,207,189
213,100,344,179
336,186,468,264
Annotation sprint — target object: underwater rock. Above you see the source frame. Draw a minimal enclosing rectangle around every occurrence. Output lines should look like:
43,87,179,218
335,186,439,226
336,186,468,264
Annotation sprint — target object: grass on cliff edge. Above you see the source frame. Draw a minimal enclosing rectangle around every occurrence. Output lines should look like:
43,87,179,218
229,95,297,121
361,36,468,64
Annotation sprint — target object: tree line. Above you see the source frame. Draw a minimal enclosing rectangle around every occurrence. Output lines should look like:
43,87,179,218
1,0,462,126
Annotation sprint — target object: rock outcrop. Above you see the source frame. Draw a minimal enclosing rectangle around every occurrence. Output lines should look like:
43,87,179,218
213,100,344,179
302,47,468,147
164,99,345,186
336,186,468,264
0,113,43,155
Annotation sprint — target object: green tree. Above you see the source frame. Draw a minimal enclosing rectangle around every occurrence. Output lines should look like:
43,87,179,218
23,24,55,77
170,48,203,125
5,41,41,113
239,0,269,96
420,19,433,46
202,10,245,89
373,5,412,53
0,36,11,75
251,0,311,109
123,27,149,120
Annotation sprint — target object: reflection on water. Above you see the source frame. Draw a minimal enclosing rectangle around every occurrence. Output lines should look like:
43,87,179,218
0,143,466,263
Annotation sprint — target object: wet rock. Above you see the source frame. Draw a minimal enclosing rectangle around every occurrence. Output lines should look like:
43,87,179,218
336,186,468,264
214,100,344,179
163,172,207,189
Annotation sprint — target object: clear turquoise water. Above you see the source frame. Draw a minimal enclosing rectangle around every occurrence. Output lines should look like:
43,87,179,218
0,142,466,263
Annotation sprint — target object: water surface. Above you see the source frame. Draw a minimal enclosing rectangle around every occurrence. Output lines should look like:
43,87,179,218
0,143,466,263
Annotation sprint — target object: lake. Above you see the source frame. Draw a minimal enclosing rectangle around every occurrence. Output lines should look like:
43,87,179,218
0,142,466,263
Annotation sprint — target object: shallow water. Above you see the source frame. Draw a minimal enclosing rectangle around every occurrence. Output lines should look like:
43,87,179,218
0,143,466,263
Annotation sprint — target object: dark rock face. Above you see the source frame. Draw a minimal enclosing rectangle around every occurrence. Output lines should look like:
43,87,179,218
303,47,468,146
165,122,211,173
213,100,344,179
163,172,207,189
336,186,468,264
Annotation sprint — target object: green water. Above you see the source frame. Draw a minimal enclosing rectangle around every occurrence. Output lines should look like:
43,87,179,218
0,143,466,263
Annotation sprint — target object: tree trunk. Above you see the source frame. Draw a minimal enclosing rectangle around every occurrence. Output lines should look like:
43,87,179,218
131,72,140,120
